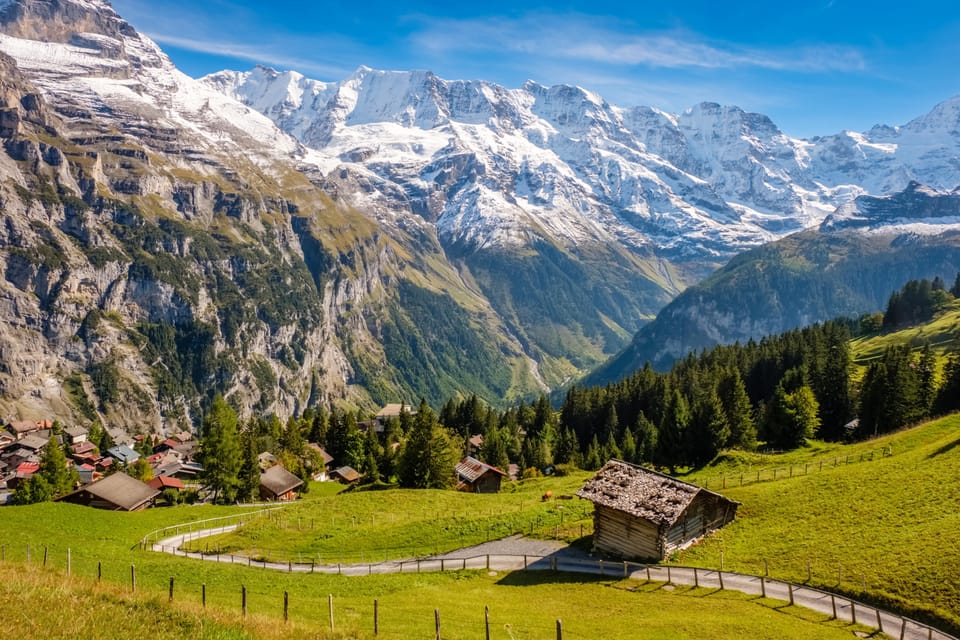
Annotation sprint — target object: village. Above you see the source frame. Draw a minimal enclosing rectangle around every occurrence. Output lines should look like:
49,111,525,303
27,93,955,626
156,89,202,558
0,404,515,511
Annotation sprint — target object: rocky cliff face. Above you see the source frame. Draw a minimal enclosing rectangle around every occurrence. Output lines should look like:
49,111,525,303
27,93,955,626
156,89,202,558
0,0,542,432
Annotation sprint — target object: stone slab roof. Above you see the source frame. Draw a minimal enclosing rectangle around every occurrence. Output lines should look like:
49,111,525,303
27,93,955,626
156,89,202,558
576,459,737,527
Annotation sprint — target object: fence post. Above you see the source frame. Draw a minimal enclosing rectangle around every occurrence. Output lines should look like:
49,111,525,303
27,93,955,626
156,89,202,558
764,558,769,577
524,555,528,570
169,577,174,601
720,551,724,571
435,608,441,640
98,560,102,582
876,608,883,634
788,583,794,605
761,576,766,598
646,566,651,582
807,560,811,582
623,561,628,578
131,565,136,592
242,585,247,617
851,601,857,625
375,599,379,636
598,559,603,576
43,546,48,567
694,567,699,587
202,584,206,607
718,569,724,590
284,591,289,623
830,594,836,619
556,619,563,640
899,620,906,640
329,594,335,631
666,566,671,584
485,605,491,640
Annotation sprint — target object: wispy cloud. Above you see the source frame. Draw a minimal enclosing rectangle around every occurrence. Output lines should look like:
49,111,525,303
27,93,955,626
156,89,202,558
409,13,865,74
142,32,349,78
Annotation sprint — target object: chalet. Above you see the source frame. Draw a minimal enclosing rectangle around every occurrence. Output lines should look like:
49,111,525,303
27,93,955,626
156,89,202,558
76,463,96,485
467,434,484,456
70,440,97,458
17,434,49,452
6,421,41,440
259,465,303,501
361,403,416,433
147,475,184,492
153,438,181,454
455,456,507,494
106,444,140,465
63,426,88,445
58,472,159,511
577,460,739,561
330,465,361,484
305,443,334,481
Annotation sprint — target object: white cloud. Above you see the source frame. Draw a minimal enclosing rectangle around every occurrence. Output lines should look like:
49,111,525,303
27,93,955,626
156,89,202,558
409,13,865,74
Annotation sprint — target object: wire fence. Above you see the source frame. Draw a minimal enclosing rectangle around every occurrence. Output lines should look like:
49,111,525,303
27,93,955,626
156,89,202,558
700,445,893,491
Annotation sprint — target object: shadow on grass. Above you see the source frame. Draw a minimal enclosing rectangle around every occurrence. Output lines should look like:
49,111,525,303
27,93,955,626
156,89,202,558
927,436,960,459
495,569,611,587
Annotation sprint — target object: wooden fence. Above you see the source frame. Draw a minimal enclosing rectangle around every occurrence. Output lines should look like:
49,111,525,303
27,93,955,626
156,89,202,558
701,446,892,491
1,542,956,640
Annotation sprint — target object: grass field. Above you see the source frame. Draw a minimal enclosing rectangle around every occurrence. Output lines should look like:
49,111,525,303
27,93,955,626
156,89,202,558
675,413,960,633
0,472,890,640
0,556,879,640
2,416,958,638
179,474,596,562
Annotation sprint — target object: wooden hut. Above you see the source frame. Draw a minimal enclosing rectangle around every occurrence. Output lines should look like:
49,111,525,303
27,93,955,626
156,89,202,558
259,465,303,501
58,472,159,511
576,460,739,561
455,456,506,493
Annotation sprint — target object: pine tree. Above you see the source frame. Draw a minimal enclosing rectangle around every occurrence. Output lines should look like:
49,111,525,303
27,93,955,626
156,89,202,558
657,389,690,473
934,354,960,414
583,435,602,471
200,395,242,504
951,273,960,298
602,431,622,462
38,437,77,498
917,344,937,417
620,428,637,464
398,400,458,489
481,426,510,471
237,426,261,503
633,412,658,463
718,370,756,449
687,389,729,466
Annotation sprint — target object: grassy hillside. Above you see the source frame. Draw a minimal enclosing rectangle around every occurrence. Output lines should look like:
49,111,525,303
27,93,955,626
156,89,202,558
676,414,960,633
851,298,960,370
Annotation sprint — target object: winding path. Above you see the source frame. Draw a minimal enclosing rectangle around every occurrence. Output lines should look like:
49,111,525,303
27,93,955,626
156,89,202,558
152,527,956,640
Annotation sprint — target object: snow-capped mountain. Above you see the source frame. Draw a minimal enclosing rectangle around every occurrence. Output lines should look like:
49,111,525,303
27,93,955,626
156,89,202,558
204,65,960,270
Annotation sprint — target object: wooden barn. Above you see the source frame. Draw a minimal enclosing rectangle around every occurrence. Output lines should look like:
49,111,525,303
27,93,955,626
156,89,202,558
259,465,303,501
455,456,506,493
577,460,739,561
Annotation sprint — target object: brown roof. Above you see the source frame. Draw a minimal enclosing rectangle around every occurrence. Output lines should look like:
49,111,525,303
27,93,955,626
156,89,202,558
456,456,506,483
331,466,361,482
468,434,484,449
375,403,414,418
576,460,738,527
147,476,184,491
61,472,160,511
7,421,40,435
306,442,334,465
260,465,303,497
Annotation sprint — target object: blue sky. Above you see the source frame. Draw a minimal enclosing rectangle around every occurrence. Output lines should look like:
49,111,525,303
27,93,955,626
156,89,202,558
110,0,960,138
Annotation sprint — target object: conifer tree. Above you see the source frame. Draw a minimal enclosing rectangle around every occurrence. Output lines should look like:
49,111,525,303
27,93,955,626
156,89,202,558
237,427,261,503
398,400,458,489
718,370,756,449
633,412,658,464
583,435,603,471
657,389,689,473
620,428,637,464
200,394,242,503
